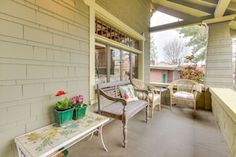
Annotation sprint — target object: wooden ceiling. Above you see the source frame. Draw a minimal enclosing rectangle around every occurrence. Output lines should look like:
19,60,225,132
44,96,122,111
150,0,236,32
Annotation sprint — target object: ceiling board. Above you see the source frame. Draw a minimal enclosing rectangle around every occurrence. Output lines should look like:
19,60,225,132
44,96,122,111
150,0,236,31
168,0,215,14
229,2,236,12
184,0,216,8
152,0,210,17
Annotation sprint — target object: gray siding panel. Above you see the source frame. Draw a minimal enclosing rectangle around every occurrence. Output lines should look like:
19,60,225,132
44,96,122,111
205,22,233,88
0,0,89,156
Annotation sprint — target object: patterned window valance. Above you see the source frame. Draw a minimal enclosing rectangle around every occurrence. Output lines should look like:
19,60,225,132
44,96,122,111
95,18,139,50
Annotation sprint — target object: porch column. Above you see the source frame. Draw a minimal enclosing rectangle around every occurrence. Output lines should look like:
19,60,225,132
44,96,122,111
205,22,233,88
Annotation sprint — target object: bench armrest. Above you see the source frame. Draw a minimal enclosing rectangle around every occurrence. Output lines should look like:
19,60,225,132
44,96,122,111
98,89,127,106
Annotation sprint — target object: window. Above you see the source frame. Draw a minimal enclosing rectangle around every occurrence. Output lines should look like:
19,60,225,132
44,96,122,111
121,51,131,81
110,47,121,82
95,43,138,84
95,44,107,84
232,38,236,87
131,53,138,78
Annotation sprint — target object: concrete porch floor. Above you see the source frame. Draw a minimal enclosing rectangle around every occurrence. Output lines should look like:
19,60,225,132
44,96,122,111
69,106,231,157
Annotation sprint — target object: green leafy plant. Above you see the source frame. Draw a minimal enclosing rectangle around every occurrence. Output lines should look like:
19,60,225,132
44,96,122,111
55,98,72,111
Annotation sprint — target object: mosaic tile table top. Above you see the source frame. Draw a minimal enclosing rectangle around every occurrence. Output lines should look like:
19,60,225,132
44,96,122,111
15,112,109,157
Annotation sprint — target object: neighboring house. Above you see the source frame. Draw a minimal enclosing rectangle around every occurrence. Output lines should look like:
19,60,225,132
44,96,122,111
150,64,181,83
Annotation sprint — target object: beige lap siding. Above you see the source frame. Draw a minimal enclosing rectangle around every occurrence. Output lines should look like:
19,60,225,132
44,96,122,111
0,0,89,156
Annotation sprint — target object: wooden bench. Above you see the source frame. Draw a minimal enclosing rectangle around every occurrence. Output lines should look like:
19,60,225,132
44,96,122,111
97,81,149,148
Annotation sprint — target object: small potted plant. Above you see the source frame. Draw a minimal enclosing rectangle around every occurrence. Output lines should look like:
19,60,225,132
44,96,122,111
71,95,87,120
54,90,74,126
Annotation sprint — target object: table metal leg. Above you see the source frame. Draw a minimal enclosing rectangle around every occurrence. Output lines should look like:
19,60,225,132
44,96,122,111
16,145,25,157
99,126,108,152
88,132,94,141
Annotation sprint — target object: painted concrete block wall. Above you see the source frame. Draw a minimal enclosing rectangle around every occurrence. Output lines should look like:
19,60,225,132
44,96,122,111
96,0,152,81
205,22,233,88
0,0,89,156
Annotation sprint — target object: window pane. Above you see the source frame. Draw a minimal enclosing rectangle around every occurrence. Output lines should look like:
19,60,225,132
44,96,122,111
95,45,107,84
110,47,121,82
233,38,236,88
122,51,131,80
131,53,138,78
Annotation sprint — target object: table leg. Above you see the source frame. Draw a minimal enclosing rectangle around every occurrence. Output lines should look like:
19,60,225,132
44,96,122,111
16,145,25,157
99,126,108,152
88,132,94,141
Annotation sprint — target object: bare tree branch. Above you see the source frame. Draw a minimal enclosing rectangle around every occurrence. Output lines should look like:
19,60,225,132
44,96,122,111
150,35,158,65
163,38,186,64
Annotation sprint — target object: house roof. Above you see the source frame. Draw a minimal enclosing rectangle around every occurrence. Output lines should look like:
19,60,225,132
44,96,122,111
150,64,181,71
150,0,236,32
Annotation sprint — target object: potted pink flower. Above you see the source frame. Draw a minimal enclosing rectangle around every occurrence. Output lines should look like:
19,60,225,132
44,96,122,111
71,95,87,120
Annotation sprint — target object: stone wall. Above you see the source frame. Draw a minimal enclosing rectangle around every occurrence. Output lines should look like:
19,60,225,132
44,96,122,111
96,0,152,81
0,0,89,156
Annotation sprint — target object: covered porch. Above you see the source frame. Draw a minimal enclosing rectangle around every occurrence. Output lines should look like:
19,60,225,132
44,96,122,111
0,0,236,157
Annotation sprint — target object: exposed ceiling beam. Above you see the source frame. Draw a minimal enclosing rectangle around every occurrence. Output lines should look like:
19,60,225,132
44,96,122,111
185,0,216,8
203,13,236,23
152,0,210,17
168,0,215,14
228,2,236,12
186,0,236,14
150,21,198,32
150,15,213,32
229,20,236,30
150,13,236,32
198,0,236,12
155,5,195,20
214,0,231,17
204,0,218,5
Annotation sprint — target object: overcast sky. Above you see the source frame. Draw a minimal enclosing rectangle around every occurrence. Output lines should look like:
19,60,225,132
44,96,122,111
150,11,191,63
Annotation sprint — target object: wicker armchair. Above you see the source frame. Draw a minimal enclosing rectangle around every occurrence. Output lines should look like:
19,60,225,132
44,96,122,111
131,79,162,117
168,79,202,110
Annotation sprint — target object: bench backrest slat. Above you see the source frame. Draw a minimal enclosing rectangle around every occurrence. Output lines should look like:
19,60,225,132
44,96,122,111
97,81,130,110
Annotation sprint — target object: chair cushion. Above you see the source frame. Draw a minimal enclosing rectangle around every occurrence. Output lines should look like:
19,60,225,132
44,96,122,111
101,100,148,118
173,91,194,100
119,84,138,102
148,93,160,103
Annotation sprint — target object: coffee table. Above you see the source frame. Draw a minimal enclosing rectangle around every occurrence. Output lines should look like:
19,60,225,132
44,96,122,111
15,112,109,157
